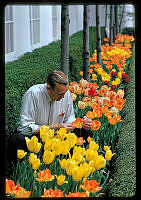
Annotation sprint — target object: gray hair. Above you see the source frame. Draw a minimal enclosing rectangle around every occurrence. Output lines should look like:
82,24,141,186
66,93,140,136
47,70,68,89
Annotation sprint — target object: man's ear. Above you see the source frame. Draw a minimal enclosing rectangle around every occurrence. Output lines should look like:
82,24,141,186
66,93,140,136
46,84,51,90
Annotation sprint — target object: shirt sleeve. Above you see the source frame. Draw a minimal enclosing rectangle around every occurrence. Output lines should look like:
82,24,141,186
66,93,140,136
18,91,39,134
63,91,76,124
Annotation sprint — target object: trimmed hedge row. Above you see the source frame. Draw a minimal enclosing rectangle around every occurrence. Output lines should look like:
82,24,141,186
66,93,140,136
108,46,136,197
5,27,106,138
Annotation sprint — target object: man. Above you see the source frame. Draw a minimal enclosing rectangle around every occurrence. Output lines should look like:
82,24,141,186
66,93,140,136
6,70,92,177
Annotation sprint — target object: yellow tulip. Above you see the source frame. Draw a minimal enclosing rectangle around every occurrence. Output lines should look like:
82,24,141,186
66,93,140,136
95,155,106,170
66,133,77,148
56,175,68,185
89,141,99,151
32,158,41,170
43,150,55,165
72,151,83,164
25,136,41,153
104,146,111,151
29,153,37,165
86,149,98,162
89,160,96,173
44,138,53,151
58,159,67,169
73,146,86,157
40,125,50,142
80,162,92,178
17,150,27,159
61,140,70,155
51,138,63,156
105,150,115,161
65,159,78,176
72,166,83,182
56,128,67,140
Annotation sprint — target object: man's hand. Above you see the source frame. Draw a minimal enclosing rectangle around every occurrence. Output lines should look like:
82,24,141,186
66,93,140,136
61,123,75,132
82,116,92,130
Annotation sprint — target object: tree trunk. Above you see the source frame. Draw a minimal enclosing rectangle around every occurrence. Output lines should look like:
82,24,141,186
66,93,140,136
114,5,118,35
96,5,102,65
61,5,69,75
119,5,125,33
83,4,90,82
109,5,113,46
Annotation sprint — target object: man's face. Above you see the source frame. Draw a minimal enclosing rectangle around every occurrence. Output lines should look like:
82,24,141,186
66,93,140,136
47,82,69,101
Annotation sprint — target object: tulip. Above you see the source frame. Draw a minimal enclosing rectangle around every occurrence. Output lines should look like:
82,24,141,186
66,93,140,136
17,150,27,159
29,153,37,165
91,120,101,130
43,150,55,165
56,128,67,140
25,136,41,153
72,166,83,182
89,141,99,151
65,159,78,176
66,192,89,197
72,151,83,164
14,188,31,198
105,150,115,161
42,188,63,197
32,158,41,170
51,138,63,156
36,168,54,182
61,140,70,155
40,125,50,142
94,155,106,170
80,179,102,193
86,149,98,162
80,162,92,178
89,160,97,173
58,159,67,169
56,175,68,185
66,132,78,148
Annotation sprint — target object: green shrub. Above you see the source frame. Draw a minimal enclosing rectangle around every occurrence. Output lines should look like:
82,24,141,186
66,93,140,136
5,27,106,138
122,27,135,36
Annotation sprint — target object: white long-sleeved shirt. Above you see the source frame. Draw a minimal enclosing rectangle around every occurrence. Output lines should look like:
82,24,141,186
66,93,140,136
17,83,76,136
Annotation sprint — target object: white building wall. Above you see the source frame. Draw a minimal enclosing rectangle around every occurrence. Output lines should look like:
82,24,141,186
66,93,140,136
40,5,53,47
13,6,31,59
69,5,83,36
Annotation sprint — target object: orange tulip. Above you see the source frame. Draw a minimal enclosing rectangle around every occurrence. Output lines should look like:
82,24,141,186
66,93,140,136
101,106,108,114
91,120,101,130
14,188,31,198
6,179,31,198
36,168,54,182
86,111,96,119
76,137,85,145
72,118,84,129
66,192,89,197
6,179,21,195
108,114,121,125
42,188,63,197
80,179,102,193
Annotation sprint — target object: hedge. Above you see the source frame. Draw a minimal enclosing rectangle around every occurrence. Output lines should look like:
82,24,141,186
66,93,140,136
107,46,136,197
5,27,106,139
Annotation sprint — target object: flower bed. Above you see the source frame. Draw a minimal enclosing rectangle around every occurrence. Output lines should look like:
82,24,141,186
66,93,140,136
6,33,135,198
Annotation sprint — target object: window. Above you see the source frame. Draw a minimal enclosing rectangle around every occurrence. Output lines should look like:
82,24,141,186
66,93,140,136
29,6,40,45
5,6,14,54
